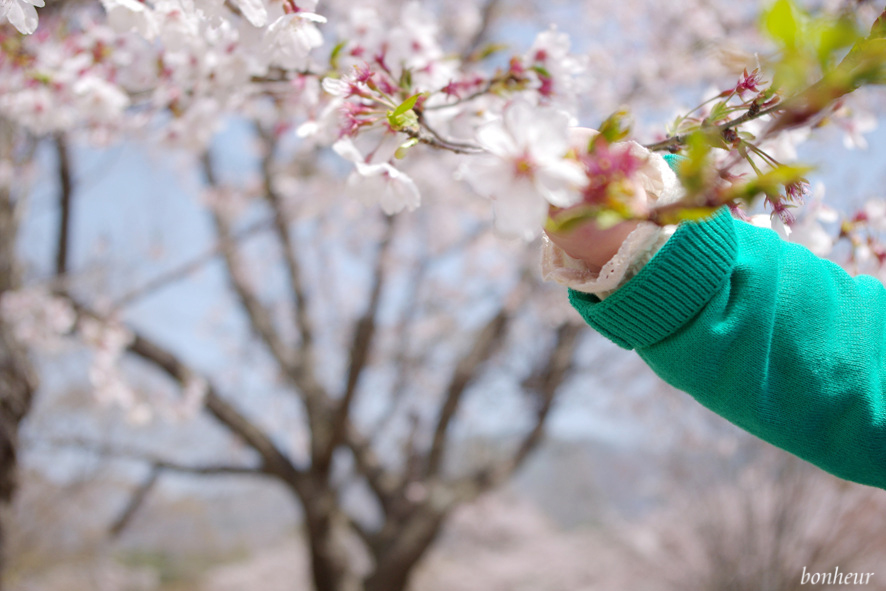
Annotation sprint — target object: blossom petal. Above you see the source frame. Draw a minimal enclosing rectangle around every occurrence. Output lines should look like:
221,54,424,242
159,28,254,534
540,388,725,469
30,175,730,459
5,0,39,34
233,0,267,27
475,121,516,157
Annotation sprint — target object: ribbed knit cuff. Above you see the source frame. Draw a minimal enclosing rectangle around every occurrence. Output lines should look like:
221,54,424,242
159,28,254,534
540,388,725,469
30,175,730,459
568,208,738,350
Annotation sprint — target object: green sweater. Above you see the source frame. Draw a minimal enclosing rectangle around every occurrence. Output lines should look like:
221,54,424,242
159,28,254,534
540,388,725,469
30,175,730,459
569,209,886,489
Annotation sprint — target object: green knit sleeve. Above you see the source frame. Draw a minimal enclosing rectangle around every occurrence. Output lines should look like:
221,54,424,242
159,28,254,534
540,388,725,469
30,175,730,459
569,210,886,489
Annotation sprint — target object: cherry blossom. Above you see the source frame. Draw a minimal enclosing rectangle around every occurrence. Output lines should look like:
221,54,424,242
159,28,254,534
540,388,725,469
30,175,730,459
333,136,420,214
787,183,838,256
263,9,326,68
100,0,159,39
463,100,587,239
0,0,43,35
523,27,589,109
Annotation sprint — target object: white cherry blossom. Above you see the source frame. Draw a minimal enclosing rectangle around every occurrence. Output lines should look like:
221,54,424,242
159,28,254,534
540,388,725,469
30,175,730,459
73,76,131,123
463,100,587,239
524,27,590,110
100,0,160,39
787,183,838,256
263,10,327,68
333,137,420,214
0,0,43,35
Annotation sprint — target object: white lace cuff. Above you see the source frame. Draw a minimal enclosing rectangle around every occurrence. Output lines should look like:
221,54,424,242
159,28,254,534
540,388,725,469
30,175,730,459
541,141,683,299
542,224,675,298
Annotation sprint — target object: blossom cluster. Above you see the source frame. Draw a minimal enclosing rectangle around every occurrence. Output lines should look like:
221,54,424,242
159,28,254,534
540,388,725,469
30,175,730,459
1,0,602,237
1,0,882,245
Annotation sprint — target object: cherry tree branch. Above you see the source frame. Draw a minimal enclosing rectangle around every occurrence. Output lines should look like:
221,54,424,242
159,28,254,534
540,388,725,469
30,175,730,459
401,124,485,155
109,464,160,539
643,101,784,152
200,150,333,450
111,217,273,311
345,422,401,515
47,296,312,492
424,306,510,479
460,0,502,61
317,215,395,475
253,124,320,381
368,224,488,443
422,79,496,111
125,331,306,487
200,152,299,377
451,320,582,501
108,459,266,538
511,322,582,471
53,133,73,278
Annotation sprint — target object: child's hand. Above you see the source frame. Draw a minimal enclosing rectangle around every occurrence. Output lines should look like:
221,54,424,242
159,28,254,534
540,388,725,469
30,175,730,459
544,127,648,274
544,216,642,274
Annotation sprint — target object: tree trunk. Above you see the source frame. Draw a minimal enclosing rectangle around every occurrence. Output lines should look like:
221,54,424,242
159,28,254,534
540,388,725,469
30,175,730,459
0,323,35,586
301,483,360,591
363,510,446,591
0,182,37,590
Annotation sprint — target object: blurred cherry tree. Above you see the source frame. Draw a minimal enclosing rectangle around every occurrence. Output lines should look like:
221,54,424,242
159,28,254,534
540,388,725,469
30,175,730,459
1,0,886,589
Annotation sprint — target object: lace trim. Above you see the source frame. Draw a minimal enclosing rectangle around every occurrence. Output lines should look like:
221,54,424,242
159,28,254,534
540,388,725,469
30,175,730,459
541,144,683,299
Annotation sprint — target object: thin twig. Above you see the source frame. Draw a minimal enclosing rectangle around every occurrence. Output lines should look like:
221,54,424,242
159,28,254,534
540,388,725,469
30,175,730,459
422,80,496,111
111,217,273,311
401,125,485,155
643,101,784,152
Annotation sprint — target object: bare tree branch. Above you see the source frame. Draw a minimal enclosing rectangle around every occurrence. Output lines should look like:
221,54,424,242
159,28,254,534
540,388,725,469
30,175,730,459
511,321,582,469
460,0,501,61
108,459,266,539
109,464,160,539
111,216,273,311
53,133,73,278
424,307,510,479
449,321,582,502
124,330,305,488
254,124,317,368
317,216,395,474
200,152,299,377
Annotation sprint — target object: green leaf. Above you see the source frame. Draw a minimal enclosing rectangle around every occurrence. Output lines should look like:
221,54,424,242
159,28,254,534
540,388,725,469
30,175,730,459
387,94,422,130
843,37,886,86
393,94,419,117
707,101,731,123
814,17,860,70
674,130,720,197
763,0,800,49
330,41,347,69
595,108,632,146
476,43,509,61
